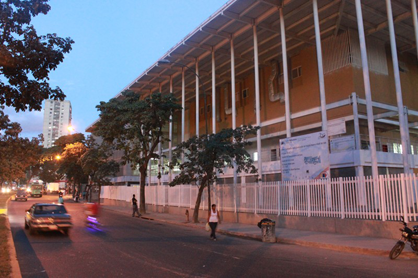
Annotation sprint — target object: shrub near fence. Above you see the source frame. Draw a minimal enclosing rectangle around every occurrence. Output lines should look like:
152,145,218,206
101,174,418,222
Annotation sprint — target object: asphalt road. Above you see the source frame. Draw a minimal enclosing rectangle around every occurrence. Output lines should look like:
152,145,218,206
8,195,418,278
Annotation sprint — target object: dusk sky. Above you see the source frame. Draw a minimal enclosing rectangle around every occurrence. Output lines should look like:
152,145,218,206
5,0,227,139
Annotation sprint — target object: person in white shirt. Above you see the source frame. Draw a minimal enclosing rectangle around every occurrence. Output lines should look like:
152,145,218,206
207,204,221,241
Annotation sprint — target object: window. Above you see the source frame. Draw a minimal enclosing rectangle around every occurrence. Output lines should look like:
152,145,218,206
207,104,211,113
399,61,408,73
270,149,277,161
292,66,302,79
242,88,249,99
253,152,258,162
200,107,204,115
393,143,402,154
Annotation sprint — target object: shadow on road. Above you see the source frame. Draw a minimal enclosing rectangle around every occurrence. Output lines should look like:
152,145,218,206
11,227,49,278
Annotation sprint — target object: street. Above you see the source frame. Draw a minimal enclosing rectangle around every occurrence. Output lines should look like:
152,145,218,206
7,195,418,278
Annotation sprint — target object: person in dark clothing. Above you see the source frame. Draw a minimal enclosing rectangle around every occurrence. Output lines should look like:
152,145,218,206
132,194,141,217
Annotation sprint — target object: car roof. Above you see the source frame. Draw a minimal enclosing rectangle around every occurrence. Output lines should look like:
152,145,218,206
33,203,64,206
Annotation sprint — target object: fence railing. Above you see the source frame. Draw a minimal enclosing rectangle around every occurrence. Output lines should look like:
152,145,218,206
101,173,418,222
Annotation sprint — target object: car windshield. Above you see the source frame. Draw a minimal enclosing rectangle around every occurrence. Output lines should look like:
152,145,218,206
34,205,67,215
17,190,25,194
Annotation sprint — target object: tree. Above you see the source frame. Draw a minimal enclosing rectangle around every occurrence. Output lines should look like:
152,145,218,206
0,107,42,186
57,141,88,196
79,137,119,203
169,126,258,223
36,133,84,186
0,0,74,112
94,91,182,213
37,159,61,184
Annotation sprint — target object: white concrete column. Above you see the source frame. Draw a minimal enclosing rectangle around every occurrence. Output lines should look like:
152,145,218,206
169,76,173,182
313,0,328,132
231,39,237,131
181,68,185,164
351,93,364,177
231,38,238,202
386,0,410,174
181,68,185,143
412,0,418,59
355,0,378,178
212,50,216,134
195,59,200,137
158,83,163,186
253,24,262,182
279,7,291,138
404,106,412,169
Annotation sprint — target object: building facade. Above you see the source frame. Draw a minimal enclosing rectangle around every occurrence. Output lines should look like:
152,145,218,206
42,100,72,148
88,0,418,186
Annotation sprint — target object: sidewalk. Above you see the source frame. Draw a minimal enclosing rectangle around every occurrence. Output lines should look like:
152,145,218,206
101,204,418,259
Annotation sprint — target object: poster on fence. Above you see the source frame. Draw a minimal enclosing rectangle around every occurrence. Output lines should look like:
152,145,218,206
280,131,330,181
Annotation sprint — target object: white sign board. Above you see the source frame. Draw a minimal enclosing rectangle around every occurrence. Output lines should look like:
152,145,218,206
280,131,330,181
327,118,346,136
330,135,355,153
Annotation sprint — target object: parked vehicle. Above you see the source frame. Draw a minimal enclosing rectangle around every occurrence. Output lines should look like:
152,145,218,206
389,216,418,260
14,189,27,201
47,182,60,194
24,203,72,236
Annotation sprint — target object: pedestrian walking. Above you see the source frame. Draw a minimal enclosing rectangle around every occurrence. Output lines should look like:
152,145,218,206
207,204,221,241
132,194,141,217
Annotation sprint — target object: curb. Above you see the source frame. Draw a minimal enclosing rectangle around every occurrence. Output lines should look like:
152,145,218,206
102,206,418,259
275,237,416,259
5,197,22,278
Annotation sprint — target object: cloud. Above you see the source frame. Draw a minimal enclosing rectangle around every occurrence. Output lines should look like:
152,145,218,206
3,107,44,138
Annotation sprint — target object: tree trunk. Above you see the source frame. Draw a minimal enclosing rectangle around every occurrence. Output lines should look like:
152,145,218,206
139,168,147,214
207,183,211,212
98,185,101,204
206,173,213,211
193,185,205,223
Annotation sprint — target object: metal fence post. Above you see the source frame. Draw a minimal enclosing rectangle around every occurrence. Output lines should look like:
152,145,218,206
277,181,281,216
379,175,386,221
254,183,257,215
339,177,345,219
307,179,311,217
178,184,181,208
190,185,192,209
400,173,409,222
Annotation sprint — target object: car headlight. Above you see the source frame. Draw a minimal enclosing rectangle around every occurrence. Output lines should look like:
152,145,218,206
6,188,10,193
1,188,5,193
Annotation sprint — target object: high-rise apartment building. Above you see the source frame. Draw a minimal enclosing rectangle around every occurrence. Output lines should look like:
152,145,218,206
42,100,72,148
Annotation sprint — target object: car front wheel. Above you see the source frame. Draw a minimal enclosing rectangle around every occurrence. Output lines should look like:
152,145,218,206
24,220,29,230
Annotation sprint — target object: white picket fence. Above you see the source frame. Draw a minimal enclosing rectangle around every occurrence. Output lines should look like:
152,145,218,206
101,174,418,222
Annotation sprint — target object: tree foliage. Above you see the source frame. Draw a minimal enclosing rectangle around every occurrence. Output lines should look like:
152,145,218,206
0,107,42,186
57,141,88,193
79,137,119,203
170,126,258,223
94,91,182,213
0,0,74,111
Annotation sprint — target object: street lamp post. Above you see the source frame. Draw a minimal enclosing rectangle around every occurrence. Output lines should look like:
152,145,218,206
158,59,209,136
